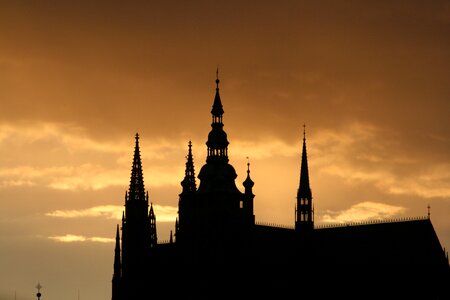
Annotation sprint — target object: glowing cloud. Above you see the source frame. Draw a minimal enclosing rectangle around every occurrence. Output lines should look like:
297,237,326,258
46,204,178,222
312,123,450,199
49,234,115,243
0,122,186,190
232,139,298,159
318,201,406,224
46,205,123,219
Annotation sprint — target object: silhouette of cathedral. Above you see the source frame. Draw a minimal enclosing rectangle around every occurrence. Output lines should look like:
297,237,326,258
111,74,449,300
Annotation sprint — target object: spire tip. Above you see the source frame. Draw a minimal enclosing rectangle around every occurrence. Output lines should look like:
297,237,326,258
216,66,220,89
303,124,306,141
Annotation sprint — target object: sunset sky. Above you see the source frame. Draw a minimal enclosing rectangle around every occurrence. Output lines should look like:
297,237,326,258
1,1,449,299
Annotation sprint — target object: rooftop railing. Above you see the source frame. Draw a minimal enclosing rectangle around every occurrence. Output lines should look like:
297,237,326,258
314,215,428,229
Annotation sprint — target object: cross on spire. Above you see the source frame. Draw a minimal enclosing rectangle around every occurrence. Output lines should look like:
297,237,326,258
36,282,42,300
216,65,220,89
303,123,306,141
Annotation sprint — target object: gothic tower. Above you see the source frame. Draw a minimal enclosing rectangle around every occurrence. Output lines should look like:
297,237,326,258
113,133,156,300
295,126,314,233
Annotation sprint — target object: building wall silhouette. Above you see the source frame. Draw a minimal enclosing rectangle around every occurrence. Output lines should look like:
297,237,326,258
111,75,449,300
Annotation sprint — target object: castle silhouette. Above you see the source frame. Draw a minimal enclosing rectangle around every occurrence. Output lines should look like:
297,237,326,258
111,75,449,300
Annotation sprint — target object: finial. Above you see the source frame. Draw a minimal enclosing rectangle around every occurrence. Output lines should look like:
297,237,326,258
188,140,192,149
246,156,250,174
135,132,139,141
427,204,431,219
216,65,220,90
36,282,42,300
303,124,306,141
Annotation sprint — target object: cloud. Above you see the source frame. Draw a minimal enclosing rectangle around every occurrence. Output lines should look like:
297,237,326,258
48,234,114,243
0,122,187,190
232,138,298,159
318,201,407,224
46,204,178,222
1,120,449,200
312,123,450,199
46,205,122,219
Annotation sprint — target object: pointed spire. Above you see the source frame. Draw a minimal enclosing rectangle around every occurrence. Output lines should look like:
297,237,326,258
206,71,229,162
296,125,314,233
181,141,197,193
128,133,146,202
169,230,173,244
113,224,121,278
149,202,154,216
298,125,312,200
212,67,224,116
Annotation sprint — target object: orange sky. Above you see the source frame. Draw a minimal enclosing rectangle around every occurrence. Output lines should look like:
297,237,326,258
1,1,450,299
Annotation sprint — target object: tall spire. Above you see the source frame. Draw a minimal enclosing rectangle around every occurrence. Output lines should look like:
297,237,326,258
128,133,146,202
298,124,312,200
295,125,313,233
206,70,229,162
181,141,197,193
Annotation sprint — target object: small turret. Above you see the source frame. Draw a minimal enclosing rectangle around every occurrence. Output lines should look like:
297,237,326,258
243,158,254,193
149,203,157,248
181,141,197,193
113,224,121,278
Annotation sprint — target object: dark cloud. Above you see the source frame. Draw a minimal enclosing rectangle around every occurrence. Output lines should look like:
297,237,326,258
0,1,449,299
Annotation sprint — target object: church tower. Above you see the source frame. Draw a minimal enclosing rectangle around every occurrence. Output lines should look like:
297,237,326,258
113,133,155,300
295,126,314,233
177,141,197,251
175,70,255,264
